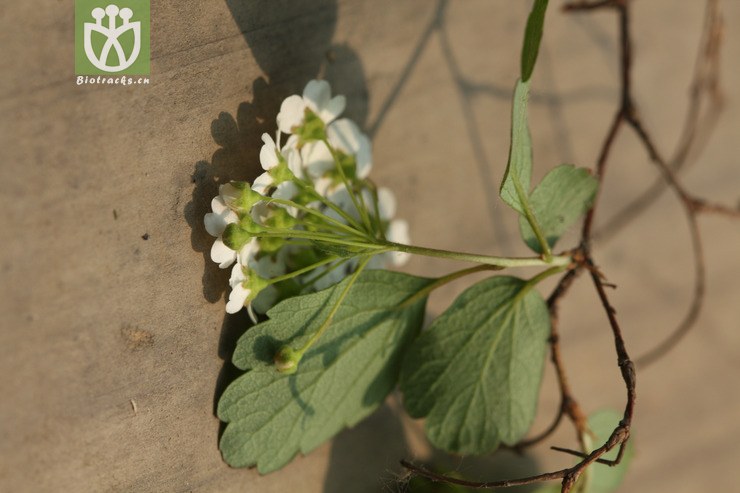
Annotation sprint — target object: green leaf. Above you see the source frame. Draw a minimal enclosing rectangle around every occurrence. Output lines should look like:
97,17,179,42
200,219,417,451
400,276,550,454
519,164,598,253
521,0,549,82
584,409,634,492
218,270,431,473
500,79,533,216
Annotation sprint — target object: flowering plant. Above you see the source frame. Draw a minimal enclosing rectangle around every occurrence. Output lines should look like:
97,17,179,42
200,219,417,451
206,2,650,491
205,79,410,321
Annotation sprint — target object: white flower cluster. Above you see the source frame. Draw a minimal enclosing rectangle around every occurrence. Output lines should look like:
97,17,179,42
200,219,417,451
204,80,410,319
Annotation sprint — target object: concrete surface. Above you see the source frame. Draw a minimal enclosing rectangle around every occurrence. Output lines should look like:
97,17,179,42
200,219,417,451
1,1,739,492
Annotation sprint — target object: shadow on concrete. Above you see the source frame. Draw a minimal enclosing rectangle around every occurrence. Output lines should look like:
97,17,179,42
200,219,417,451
182,0,372,455
322,395,542,492
186,1,543,487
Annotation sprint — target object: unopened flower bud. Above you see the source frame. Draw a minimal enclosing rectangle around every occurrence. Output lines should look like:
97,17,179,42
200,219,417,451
274,346,302,374
222,223,253,250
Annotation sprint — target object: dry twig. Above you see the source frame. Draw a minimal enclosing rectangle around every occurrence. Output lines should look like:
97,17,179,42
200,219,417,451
402,0,738,490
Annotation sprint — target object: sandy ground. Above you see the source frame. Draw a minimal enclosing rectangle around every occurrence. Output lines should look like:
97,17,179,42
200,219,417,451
1,1,739,491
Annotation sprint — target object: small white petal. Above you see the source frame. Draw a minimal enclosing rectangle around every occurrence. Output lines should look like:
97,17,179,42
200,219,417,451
326,118,360,155
248,251,287,278
387,219,410,245
274,182,300,217
360,188,375,211
203,212,222,237
302,141,334,179
251,172,273,194
204,197,238,237
377,187,396,220
226,284,251,314
259,133,279,170
219,183,242,209
327,119,372,178
210,196,228,215
211,237,237,269
273,181,299,201
237,238,259,266
277,95,306,134
303,80,330,114
326,185,358,223
387,219,411,266
250,201,270,225
283,133,300,149
312,177,333,197
305,200,323,210
320,95,346,124
355,133,373,179
389,251,411,267
229,262,247,288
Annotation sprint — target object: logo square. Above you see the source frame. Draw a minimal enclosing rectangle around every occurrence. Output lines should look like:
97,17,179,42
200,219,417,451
75,0,150,75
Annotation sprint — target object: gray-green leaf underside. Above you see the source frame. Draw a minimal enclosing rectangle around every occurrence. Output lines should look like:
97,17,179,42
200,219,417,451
400,276,550,455
499,79,534,216
218,270,431,473
519,164,598,253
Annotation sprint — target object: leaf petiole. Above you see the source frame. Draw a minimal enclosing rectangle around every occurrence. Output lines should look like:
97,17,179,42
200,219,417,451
275,256,372,373
382,241,568,268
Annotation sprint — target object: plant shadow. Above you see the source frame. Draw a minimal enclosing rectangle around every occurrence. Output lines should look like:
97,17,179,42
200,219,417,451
322,395,542,493
182,0,371,453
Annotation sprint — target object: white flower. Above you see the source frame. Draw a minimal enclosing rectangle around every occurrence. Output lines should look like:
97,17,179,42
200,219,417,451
259,133,280,170
226,263,251,314
218,183,242,209
277,95,306,135
273,181,300,217
327,119,372,179
277,80,346,134
323,184,356,224
300,140,334,179
304,80,346,125
322,184,388,226
204,196,239,268
376,187,396,220
207,79,410,316
298,119,373,182
252,134,303,194
225,240,261,318
386,219,411,266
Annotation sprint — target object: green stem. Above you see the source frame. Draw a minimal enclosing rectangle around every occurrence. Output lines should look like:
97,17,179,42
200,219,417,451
266,196,369,239
367,181,387,241
526,264,567,286
321,138,374,233
264,256,338,285
256,230,387,250
399,264,502,309
382,241,569,268
294,179,365,232
517,264,569,302
513,178,553,261
299,258,349,291
520,197,553,261
295,255,372,356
